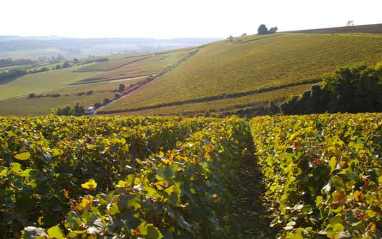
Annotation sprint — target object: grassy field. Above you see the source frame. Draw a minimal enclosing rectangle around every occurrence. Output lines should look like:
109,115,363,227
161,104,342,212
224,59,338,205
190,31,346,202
0,66,105,100
0,78,144,116
76,55,150,72
0,47,196,115
81,49,195,82
100,33,382,114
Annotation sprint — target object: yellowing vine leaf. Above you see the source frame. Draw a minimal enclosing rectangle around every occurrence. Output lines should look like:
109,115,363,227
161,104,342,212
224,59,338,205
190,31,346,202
14,152,31,160
81,179,97,190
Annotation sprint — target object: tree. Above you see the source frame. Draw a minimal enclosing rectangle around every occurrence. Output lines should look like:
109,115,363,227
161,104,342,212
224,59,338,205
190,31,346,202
73,102,85,116
269,27,278,34
280,63,382,115
103,98,111,105
94,102,102,109
227,35,234,43
118,84,126,92
63,61,71,68
258,24,269,35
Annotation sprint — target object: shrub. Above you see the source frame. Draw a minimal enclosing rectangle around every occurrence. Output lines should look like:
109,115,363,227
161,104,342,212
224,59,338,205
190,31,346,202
94,102,102,109
103,98,111,105
118,84,126,92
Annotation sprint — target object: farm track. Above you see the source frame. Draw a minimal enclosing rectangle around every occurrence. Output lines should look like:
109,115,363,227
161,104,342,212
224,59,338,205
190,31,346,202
228,138,278,239
98,78,320,115
95,48,201,113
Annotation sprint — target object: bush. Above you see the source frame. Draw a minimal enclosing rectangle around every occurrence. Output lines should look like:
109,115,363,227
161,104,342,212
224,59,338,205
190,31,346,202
94,57,109,62
50,93,61,98
28,93,36,99
103,98,111,105
268,27,278,34
56,102,85,116
94,102,102,109
63,61,71,68
118,84,126,92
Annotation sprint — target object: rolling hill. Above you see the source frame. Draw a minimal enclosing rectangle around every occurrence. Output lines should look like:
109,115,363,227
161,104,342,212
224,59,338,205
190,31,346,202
0,28,382,116
98,33,382,115
0,49,195,115
284,23,382,34
0,37,219,60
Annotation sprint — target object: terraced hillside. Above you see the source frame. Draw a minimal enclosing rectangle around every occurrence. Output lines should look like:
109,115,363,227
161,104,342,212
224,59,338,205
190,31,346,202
98,33,382,115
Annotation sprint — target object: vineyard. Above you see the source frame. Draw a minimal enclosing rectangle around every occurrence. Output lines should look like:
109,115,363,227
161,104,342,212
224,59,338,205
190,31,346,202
0,114,381,238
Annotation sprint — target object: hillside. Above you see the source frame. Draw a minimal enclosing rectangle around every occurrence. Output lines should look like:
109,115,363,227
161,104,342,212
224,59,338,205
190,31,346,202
284,23,382,34
0,49,194,115
1,32,382,116
98,33,382,115
0,37,218,60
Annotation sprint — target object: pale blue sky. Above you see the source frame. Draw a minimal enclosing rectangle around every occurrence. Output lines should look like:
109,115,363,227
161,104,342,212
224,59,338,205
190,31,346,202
1,0,381,38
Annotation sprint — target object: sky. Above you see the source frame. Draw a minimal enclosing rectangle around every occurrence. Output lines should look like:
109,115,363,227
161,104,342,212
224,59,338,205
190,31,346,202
1,0,382,39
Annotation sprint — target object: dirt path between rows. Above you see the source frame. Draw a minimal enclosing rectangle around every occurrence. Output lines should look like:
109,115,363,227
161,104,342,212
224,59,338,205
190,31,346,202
226,139,279,239
95,48,201,114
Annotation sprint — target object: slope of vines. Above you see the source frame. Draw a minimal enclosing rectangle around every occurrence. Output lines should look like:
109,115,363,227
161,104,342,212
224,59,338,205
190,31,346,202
0,116,251,238
251,113,382,238
0,116,212,237
1,113,381,239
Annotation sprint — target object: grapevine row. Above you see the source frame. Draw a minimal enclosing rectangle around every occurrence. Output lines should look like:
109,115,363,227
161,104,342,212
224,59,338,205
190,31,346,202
251,113,382,238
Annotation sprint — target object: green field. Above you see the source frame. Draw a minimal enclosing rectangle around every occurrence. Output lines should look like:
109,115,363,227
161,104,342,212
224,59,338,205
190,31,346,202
81,49,195,82
0,78,143,116
76,55,150,72
0,47,199,116
0,66,104,100
100,33,382,114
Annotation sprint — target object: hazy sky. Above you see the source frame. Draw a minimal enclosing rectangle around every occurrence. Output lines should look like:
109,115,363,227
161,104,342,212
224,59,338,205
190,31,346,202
1,0,381,38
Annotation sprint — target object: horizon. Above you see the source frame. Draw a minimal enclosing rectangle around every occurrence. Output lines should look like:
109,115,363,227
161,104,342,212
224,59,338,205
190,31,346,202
1,0,382,39
1,22,382,40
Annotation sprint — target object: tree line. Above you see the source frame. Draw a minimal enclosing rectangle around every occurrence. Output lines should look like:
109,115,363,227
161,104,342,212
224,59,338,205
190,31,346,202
258,24,278,35
280,63,382,114
0,58,36,68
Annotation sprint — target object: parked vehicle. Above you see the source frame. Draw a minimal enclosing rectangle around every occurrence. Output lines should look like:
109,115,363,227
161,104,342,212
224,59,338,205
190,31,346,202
85,107,95,115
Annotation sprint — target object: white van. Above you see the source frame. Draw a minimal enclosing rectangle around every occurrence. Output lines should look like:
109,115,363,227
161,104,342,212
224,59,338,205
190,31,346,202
85,107,95,116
